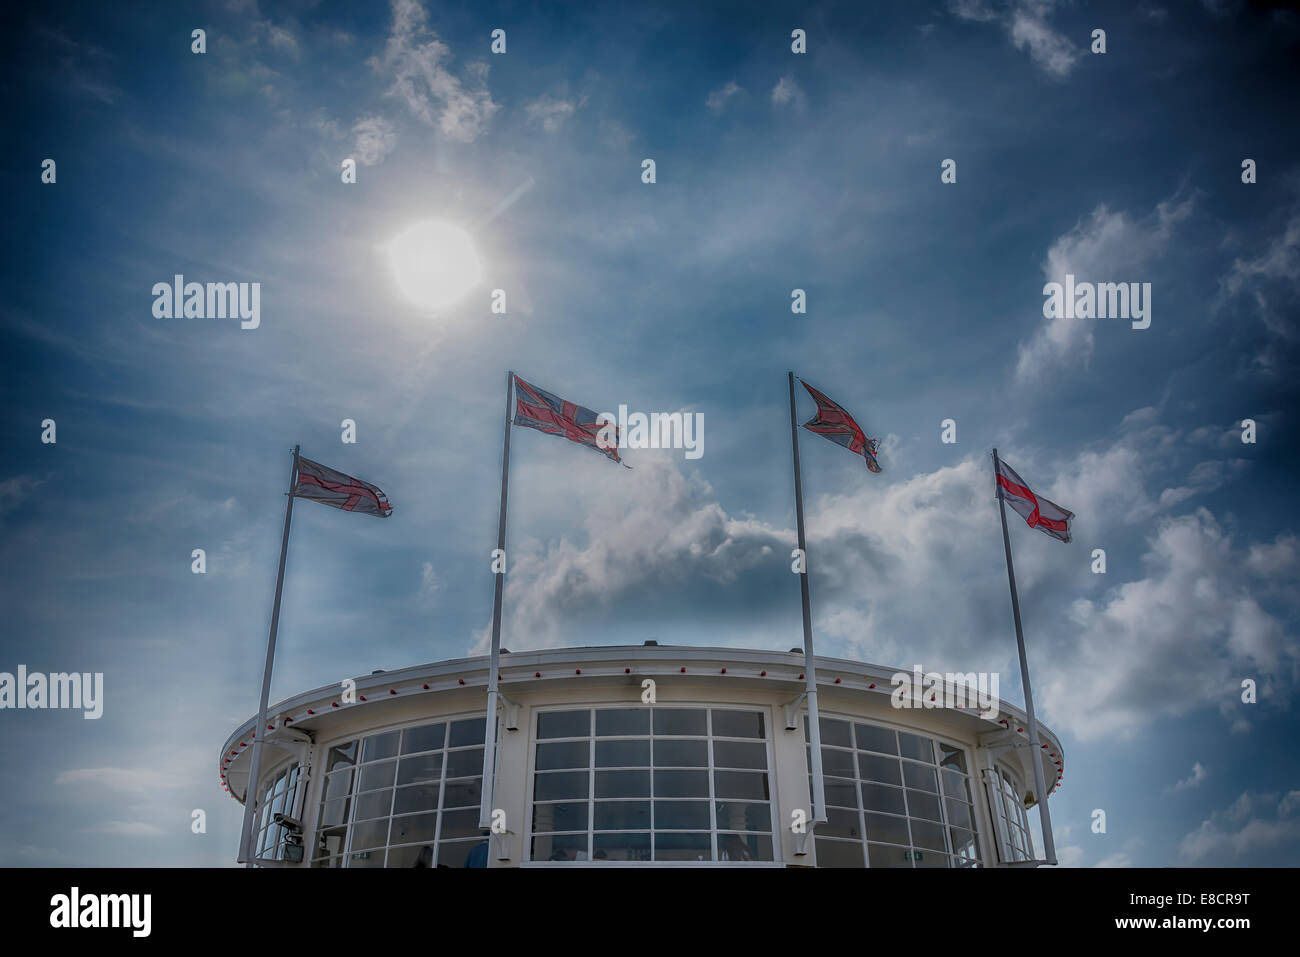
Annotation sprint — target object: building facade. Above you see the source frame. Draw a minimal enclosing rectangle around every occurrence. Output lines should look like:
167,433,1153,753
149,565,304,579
220,644,1064,867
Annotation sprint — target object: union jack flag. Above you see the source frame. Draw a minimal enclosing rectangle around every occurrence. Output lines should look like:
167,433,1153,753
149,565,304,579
799,379,882,473
293,456,393,517
513,375,622,465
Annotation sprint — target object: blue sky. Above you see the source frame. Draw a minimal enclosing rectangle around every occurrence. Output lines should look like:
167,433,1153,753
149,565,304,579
2,0,1298,866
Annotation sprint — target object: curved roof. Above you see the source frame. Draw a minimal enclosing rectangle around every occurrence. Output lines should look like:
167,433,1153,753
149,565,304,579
218,644,1065,804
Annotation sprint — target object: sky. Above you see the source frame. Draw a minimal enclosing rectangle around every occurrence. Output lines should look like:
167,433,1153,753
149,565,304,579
1,0,1298,867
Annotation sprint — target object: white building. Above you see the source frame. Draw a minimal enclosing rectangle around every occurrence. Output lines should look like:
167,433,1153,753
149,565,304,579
220,643,1063,867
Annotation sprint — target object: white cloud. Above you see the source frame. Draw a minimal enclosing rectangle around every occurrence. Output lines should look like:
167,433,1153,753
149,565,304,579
55,768,181,796
371,0,498,142
1171,762,1208,792
353,114,398,165
1219,204,1300,373
476,410,1295,744
1016,194,1194,384
706,80,743,114
85,821,166,837
771,75,807,111
524,94,583,132
950,0,1081,77
1179,790,1300,863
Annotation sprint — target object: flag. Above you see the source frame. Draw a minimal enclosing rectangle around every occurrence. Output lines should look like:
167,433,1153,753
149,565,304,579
995,457,1072,543
513,375,622,465
293,456,393,517
799,379,882,472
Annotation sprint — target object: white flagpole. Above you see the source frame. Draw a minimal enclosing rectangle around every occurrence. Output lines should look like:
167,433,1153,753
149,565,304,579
479,372,513,832
788,373,828,825
238,444,299,866
992,448,1057,865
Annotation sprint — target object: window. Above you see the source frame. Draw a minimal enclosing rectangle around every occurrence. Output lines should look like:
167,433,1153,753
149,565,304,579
805,716,981,868
311,714,488,867
986,765,1034,863
530,707,775,863
254,762,302,861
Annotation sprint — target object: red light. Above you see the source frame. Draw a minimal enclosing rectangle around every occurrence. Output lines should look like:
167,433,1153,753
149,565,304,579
423,683,429,690
332,702,339,708
799,674,805,679
390,689,397,695
836,678,842,685
359,695,367,701
624,667,631,674
575,669,582,675
458,679,465,685
869,683,875,689
306,709,314,715
680,667,686,673
535,672,541,678
720,668,727,674
1017,728,1024,733
760,670,766,676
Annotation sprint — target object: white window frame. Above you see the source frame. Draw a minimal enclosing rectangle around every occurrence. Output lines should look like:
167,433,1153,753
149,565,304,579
524,702,782,866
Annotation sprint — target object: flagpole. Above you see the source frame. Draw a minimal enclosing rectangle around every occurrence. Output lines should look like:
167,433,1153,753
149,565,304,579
788,373,828,825
238,444,300,866
992,448,1057,865
479,371,513,832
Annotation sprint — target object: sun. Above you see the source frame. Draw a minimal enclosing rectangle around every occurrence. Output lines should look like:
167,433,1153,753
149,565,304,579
388,220,483,310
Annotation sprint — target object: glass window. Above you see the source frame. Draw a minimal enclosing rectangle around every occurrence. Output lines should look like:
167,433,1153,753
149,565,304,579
312,715,490,867
988,766,1034,863
805,715,982,869
530,707,775,862
254,763,302,863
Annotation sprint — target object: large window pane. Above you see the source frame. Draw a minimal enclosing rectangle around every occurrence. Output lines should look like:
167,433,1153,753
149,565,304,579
653,709,707,736
393,784,439,816
593,800,651,830
361,731,400,763
535,771,589,801
656,832,712,861
855,723,898,755
538,710,590,739
715,801,770,832
596,770,650,798
712,710,765,739
401,723,445,755
656,800,712,830
537,741,589,771
713,740,767,769
448,718,485,748
595,709,649,736
654,770,709,798
816,838,864,868
595,739,650,768
397,752,442,786
445,747,485,778
532,801,588,833
654,739,708,767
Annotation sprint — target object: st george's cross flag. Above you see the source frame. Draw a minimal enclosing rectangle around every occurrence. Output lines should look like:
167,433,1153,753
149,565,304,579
799,379,882,472
994,457,1073,543
513,374,623,465
293,456,393,517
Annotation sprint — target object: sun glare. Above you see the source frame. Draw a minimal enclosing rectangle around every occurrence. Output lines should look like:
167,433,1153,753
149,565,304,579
388,220,483,310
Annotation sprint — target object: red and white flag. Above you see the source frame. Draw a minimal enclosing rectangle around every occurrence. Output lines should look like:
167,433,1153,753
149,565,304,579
995,457,1072,543
293,457,393,517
